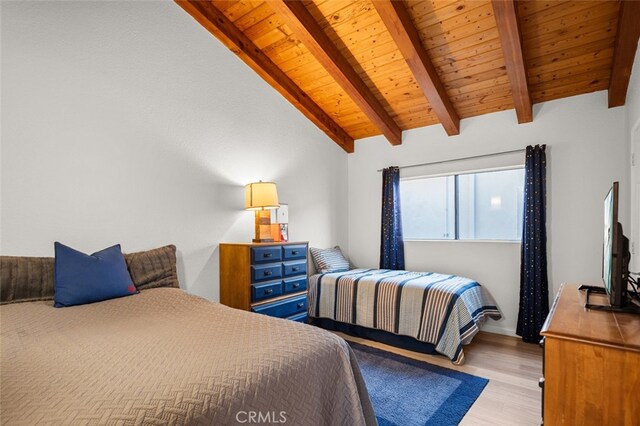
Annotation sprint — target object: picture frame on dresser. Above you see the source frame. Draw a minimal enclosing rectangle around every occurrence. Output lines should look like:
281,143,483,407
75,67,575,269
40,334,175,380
219,242,309,322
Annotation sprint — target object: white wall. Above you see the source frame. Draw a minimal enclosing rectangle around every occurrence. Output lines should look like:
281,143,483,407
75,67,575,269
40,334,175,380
348,91,629,335
626,45,640,271
0,1,348,301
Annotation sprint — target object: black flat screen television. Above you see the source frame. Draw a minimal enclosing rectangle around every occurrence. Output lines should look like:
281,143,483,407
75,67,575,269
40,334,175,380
602,182,630,307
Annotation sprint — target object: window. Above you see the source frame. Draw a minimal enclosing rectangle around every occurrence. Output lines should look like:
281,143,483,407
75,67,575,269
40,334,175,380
400,168,524,241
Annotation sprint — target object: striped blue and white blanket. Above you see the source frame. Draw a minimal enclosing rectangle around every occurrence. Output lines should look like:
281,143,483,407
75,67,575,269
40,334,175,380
308,269,501,365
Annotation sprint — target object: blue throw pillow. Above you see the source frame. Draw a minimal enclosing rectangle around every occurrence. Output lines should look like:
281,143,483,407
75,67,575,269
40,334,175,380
54,242,138,307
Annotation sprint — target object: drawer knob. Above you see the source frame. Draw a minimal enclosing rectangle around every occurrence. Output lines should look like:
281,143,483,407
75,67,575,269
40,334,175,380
292,267,299,272
291,251,298,255
265,289,273,295
264,253,272,258
293,283,300,288
264,271,272,276
297,302,304,308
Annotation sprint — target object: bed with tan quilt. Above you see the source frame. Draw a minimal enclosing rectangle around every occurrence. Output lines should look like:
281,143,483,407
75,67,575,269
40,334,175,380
0,246,375,425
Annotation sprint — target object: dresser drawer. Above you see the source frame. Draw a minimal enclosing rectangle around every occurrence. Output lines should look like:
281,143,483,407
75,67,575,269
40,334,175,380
251,246,282,264
287,312,308,323
284,277,307,294
251,295,307,318
251,281,283,302
251,264,282,282
283,260,306,277
283,245,307,260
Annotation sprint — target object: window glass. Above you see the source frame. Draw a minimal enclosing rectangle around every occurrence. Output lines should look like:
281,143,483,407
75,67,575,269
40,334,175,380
457,169,524,240
400,168,524,241
400,176,455,240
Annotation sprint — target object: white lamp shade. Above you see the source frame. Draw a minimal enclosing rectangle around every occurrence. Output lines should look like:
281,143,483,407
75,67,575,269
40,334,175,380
245,181,280,210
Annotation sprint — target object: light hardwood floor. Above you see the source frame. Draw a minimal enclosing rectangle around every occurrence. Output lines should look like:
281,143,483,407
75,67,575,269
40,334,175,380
335,331,543,426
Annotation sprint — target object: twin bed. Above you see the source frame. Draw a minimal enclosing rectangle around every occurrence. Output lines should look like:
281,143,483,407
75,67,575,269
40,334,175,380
1,245,501,424
308,269,502,365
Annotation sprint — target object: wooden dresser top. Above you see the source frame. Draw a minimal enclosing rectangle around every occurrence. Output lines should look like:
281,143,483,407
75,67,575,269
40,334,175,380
219,241,308,247
541,283,640,352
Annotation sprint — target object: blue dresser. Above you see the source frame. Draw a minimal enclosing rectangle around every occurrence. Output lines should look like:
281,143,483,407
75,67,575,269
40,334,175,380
219,242,309,322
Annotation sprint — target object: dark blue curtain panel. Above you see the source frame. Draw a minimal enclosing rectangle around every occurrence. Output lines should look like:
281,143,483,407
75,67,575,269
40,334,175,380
517,145,550,343
380,166,405,270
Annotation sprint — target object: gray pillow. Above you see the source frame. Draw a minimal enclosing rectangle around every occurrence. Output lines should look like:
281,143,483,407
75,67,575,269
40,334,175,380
0,256,55,304
0,244,179,305
125,245,179,291
310,246,351,274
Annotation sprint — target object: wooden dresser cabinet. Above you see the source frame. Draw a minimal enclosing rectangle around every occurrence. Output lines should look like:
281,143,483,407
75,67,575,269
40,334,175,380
219,242,309,322
540,283,640,425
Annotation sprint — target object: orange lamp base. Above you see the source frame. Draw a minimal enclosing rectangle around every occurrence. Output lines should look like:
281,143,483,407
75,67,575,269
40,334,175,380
253,210,274,243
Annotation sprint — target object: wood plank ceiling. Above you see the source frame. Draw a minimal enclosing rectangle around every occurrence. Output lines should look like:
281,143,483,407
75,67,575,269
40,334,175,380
177,0,640,153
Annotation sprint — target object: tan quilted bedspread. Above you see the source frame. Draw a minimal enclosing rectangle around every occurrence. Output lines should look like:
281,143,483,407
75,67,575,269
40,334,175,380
0,288,376,425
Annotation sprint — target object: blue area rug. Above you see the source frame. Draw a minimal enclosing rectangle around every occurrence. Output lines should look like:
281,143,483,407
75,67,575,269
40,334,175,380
350,342,488,426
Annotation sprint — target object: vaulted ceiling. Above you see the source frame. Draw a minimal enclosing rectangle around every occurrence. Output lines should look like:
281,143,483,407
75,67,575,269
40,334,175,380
176,1,640,153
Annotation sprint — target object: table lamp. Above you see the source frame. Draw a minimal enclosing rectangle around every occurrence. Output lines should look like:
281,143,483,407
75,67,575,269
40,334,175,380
245,181,280,242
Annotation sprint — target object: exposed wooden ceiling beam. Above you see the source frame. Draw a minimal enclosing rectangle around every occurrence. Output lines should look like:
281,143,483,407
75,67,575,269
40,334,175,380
175,0,354,153
270,0,402,146
608,0,640,108
492,0,532,124
372,0,460,136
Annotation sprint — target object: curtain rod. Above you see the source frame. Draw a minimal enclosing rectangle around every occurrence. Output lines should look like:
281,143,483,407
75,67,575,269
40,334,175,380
376,148,527,172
